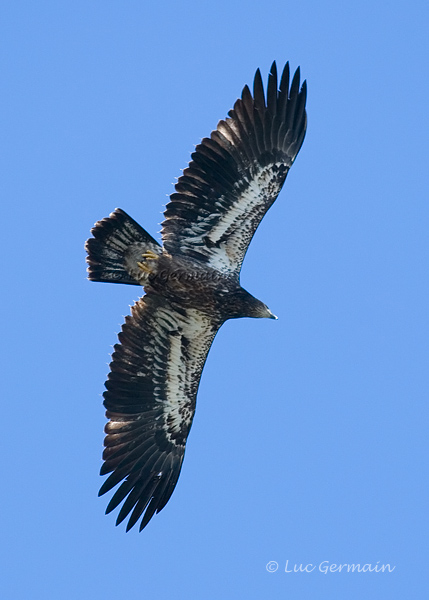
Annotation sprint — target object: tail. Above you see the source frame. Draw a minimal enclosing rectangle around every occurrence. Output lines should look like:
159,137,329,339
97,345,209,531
85,208,162,285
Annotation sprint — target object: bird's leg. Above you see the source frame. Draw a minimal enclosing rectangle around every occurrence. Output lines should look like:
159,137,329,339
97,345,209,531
137,250,159,273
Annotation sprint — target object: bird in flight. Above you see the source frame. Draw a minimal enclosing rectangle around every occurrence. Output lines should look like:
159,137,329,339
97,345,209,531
86,61,307,531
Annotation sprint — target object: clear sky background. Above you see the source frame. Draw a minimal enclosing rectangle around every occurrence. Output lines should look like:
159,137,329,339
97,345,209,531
1,1,428,599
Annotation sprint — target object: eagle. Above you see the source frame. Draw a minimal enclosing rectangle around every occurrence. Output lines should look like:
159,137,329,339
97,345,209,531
86,61,307,532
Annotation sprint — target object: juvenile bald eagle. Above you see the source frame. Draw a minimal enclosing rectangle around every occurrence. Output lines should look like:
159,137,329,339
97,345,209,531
86,62,307,531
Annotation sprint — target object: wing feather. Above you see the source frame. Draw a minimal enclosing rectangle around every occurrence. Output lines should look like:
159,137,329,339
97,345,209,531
99,293,219,531
161,62,307,275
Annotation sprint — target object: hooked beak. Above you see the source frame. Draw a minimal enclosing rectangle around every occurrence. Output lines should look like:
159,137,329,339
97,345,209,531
267,308,278,320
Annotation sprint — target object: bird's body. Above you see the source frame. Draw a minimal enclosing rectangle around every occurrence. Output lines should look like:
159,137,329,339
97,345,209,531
144,253,275,320
86,62,307,531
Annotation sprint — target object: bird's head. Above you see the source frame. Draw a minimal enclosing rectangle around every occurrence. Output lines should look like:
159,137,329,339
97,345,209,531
227,287,278,320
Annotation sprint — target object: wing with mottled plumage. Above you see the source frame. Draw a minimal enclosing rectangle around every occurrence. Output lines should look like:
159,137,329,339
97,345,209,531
161,62,307,275
99,292,219,531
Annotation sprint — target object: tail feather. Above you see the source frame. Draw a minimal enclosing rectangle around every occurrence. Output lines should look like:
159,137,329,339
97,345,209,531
85,208,161,285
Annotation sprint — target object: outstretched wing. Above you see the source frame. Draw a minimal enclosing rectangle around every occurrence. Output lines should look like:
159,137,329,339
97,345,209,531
161,62,307,275
99,292,219,531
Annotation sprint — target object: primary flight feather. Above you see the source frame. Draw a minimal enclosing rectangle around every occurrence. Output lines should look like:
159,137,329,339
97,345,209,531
86,61,307,531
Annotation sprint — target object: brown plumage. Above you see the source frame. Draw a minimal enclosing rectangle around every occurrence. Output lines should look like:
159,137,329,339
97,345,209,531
86,61,307,531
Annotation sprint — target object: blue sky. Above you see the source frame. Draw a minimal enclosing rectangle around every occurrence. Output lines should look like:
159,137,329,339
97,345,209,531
1,1,428,598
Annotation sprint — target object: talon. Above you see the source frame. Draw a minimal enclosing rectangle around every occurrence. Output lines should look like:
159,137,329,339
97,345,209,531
141,250,158,260
137,261,152,273
137,250,159,274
